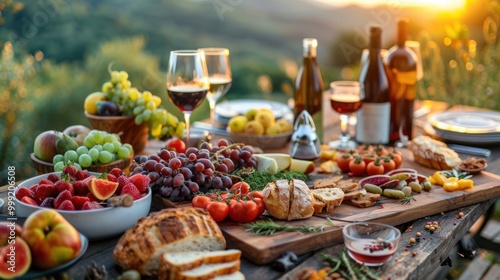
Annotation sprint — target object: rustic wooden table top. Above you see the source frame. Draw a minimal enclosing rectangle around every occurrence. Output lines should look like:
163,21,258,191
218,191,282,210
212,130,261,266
1,100,499,280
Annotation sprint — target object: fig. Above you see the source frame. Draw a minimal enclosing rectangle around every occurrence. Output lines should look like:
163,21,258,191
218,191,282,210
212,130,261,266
0,237,31,279
358,175,391,188
88,178,118,200
97,101,121,116
379,179,400,189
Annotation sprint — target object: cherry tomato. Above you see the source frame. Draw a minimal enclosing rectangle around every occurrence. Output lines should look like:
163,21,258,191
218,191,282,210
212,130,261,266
206,201,229,222
381,157,396,173
228,200,259,223
373,145,388,156
361,153,376,166
230,182,250,196
166,139,186,154
388,152,403,169
337,153,353,173
366,158,385,176
192,195,212,209
348,155,366,176
250,191,264,200
357,144,373,154
252,197,266,217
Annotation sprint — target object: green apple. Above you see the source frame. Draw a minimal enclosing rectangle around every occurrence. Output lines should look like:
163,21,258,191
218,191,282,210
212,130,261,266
290,159,315,174
21,209,81,270
257,153,292,171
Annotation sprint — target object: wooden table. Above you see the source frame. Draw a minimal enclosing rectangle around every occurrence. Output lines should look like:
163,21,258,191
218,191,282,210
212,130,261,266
1,100,499,280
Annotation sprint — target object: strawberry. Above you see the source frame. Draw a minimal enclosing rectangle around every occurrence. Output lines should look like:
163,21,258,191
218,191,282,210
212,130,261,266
75,170,90,181
54,190,73,209
109,168,123,178
116,175,132,194
15,188,35,201
34,184,57,203
38,179,54,186
71,196,90,210
21,196,38,206
121,183,141,200
107,174,117,182
128,174,151,194
62,165,78,177
86,192,101,202
81,201,103,210
47,173,60,183
28,184,38,192
40,197,54,208
55,180,74,195
73,176,95,196
58,200,75,211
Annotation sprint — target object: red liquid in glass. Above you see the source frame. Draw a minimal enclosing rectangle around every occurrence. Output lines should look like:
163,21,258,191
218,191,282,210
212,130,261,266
330,94,363,114
346,239,396,265
167,85,208,112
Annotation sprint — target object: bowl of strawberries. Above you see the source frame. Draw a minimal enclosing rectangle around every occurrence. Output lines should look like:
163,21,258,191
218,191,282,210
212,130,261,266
14,166,152,240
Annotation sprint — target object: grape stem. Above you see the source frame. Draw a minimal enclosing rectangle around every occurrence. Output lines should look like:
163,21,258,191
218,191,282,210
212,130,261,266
210,143,246,162
107,61,114,75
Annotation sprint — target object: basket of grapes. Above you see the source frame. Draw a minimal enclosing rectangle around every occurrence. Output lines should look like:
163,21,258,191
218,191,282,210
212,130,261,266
31,128,134,175
84,67,185,154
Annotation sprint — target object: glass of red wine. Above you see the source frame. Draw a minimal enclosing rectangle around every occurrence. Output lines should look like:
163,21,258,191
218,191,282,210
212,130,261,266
197,48,232,141
166,50,209,147
328,81,364,150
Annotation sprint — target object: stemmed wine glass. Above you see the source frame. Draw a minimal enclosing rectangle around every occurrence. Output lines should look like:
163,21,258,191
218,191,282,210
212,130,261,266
328,81,364,150
166,50,209,147
198,48,232,140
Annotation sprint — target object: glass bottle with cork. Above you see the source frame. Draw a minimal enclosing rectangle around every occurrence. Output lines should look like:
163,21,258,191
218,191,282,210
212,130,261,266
384,18,418,144
294,38,325,144
356,26,391,145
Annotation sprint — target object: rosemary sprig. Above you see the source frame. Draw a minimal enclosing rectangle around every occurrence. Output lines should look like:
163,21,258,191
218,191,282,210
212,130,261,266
442,169,473,180
400,194,416,205
320,250,380,280
242,219,325,235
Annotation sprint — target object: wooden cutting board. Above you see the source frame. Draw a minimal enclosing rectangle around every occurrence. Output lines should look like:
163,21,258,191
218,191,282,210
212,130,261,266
160,149,500,265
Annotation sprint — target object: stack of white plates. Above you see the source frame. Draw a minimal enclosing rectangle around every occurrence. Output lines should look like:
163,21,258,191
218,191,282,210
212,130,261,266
215,99,294,125
427,111,500,145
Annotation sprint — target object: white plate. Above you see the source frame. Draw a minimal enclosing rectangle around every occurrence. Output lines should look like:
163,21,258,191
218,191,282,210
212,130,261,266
215,99,293,125
423,122,500,145
428,111,500,134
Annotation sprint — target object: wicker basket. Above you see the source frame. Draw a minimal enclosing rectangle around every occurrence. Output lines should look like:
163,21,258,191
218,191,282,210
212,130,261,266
85,112,149,154
30,153,134,175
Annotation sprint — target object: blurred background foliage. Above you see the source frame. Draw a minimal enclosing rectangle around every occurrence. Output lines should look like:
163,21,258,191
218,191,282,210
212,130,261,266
0,0,499,183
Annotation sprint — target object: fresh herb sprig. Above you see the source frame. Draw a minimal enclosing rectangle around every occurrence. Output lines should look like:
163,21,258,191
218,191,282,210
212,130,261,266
400,194,416,205
442,169,473,180
243,219,324,235
233,167,310,191
320,250,380,280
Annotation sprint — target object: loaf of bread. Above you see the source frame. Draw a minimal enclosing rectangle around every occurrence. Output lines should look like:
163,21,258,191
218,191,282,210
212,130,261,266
409,135,462,170
262,179,314,220
311,188,345,213
113,208,226,276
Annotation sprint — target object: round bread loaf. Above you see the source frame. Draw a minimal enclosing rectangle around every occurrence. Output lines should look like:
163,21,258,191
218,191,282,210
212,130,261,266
262,179,314,220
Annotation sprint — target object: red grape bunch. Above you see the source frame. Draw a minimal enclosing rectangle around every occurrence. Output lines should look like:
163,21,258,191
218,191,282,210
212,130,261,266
129,139,257,202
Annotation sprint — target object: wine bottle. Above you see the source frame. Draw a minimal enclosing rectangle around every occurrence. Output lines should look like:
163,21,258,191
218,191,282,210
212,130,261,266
385,18,418,142
294,38,325,143
356,26,391,145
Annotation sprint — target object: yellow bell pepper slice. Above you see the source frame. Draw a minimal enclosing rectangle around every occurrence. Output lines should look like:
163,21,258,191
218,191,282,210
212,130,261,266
431,171,447,186
443,177,459,192
457,179,474,190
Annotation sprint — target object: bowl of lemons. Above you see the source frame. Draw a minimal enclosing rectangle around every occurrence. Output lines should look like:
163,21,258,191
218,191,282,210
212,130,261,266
226,108,293,149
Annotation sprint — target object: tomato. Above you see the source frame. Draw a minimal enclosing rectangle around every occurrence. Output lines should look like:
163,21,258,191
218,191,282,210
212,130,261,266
250,191,264,200
228,200,259,223
361,153,376,166
230,182,250,196
389,152,403,169
337,153,353,173
348,155,366,176
252,197,266,217
206,201,229,222
381,157,396,173
166,139,186,154
192,195,212,209
357,144,373,154
366,158,385,176
373,145,388,156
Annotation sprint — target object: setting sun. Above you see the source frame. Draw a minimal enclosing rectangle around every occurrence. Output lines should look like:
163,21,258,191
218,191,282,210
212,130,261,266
320,0,467,11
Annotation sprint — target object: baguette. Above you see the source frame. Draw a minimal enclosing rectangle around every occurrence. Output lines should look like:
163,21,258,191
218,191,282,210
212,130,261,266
113,208,226,276
409,135,462,170
311,188,345,213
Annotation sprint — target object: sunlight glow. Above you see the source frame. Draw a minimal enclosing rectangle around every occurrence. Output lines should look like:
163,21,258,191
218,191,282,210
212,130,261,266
318,0,467,11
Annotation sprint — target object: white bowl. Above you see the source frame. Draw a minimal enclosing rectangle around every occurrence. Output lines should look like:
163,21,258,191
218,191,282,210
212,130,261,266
15,172,151,240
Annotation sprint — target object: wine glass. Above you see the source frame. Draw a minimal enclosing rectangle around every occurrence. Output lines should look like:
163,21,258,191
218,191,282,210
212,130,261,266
166,50,209,147
198,48,232,141
328,81,364,150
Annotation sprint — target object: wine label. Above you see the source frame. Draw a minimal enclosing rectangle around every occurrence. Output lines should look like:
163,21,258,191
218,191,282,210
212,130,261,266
356,102,390,144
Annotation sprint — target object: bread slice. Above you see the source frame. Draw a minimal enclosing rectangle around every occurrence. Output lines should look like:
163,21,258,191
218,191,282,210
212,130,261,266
287,179,314,220
213,271,245,280
113,208,226,276
313,176,342,189
335,179,358,192
312,196,325,214
158,249,242,279
311,188,345,213
343,189,365,201
346,193,381,208
175,260,240,280
262,180,290,220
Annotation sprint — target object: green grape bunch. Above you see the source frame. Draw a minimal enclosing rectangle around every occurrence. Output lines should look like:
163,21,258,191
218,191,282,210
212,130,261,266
100,65,185,140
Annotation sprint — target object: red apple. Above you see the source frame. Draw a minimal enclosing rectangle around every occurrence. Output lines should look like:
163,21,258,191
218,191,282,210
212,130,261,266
33,130,59,162
0,222,31,279
63,125,91,146
21,209,81,270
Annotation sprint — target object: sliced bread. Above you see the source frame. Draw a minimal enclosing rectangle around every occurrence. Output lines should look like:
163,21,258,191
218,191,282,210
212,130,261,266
335,179,358,192
343,189,366,201
345,193,380,208
213,271,245,280
313,176,342,189
311,188,345,213
175,260,241,280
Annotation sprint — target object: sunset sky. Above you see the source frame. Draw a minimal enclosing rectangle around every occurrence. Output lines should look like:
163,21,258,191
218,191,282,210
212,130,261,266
317,0,467,11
